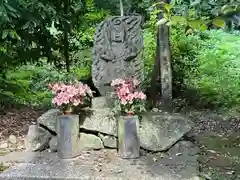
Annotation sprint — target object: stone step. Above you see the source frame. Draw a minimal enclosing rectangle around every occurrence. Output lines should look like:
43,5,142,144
0,163,97,180
0,163,178,180
0,150,201,180
0,163,201,180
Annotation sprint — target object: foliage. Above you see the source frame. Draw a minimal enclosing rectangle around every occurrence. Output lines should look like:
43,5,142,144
155,0,240,33
170,26,202,94
188,30,240,108
170,29,240,109
2,58,92,107
110,78,147,116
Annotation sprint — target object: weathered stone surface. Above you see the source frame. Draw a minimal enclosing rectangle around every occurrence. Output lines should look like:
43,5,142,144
57,115,81,159
91,96,113,109
0,142,8,149
98,133,117,148
118,116,140,159
49,136,57,152
139,112,193,152
92,16,144,95
8,135,17,144
25,124,38,151
0,150,199,180
78,133,104,150
80,107,117,137
37,109,61,133
25,126,52,152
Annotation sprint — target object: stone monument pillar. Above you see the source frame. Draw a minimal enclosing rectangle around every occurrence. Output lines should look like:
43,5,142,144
92,16,144,96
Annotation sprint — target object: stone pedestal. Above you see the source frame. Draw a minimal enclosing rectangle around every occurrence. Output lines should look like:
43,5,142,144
117,116,140,159
57,115,80,159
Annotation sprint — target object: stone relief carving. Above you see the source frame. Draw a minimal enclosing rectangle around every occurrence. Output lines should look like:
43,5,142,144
92,16,144,96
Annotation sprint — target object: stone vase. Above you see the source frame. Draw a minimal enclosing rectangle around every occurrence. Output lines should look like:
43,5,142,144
57,115,80,159
117,115,140,159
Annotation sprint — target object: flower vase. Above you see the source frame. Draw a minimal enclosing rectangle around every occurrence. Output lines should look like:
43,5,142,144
57,114,80,159
117,115,140,159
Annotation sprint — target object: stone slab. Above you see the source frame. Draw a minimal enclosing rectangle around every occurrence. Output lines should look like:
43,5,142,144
0,149,200,180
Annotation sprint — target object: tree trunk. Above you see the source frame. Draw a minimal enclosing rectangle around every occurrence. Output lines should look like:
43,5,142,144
64,0,70,72
151,0,172,109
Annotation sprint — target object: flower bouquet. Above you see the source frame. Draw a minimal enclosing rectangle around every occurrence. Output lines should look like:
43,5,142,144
49,81,93,114
110,78,146,116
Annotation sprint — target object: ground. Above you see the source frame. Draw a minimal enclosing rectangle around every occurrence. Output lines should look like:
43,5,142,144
188,111,240,180
0,107,240,180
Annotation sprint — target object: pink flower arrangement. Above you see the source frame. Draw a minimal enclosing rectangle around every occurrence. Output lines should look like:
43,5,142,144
49,82,93,113
111,78,146,116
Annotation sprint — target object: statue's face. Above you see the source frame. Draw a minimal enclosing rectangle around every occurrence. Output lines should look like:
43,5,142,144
111,19,125,43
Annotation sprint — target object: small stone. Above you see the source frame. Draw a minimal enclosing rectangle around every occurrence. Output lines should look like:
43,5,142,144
226,171,235,175
49,136,57,152
152,108,159,112
78,133,104,150
8,135,17,144
0,142,8,149
176,153,183,156
17,146,24,150
98,133,117,148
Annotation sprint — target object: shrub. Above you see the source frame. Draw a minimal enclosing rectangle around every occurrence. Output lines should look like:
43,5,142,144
142,29,156,89
4,53,92,107
143,24,240,109
188,30,240,108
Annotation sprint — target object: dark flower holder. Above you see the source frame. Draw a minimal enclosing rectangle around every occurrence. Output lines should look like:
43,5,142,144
57,115,80,159
117,115,140,159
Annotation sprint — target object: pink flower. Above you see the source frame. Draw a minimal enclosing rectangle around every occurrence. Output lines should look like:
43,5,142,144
49,81,93,108
133,91,146,100
111,78,146,115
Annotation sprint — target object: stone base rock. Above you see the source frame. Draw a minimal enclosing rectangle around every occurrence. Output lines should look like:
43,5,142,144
49,136,57,152
80,97,116,137
78,133,104,150
139,112,193,151
25,125,52,152
27,102,193,153
37,109,61,133
98,133,117,148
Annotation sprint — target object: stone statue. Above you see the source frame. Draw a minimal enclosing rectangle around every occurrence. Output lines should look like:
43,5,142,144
92,16,144,96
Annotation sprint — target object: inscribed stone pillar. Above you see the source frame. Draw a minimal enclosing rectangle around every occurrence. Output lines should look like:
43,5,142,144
92,16,144,96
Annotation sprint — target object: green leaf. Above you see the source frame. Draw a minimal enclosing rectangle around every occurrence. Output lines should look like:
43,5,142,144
22,22,30,30
221,5,235,14
170,16,187,25
212,18,225,28
164,4,173,12
190,0,201,7
199,24,207,31
2,30,9,39
189,20,206,30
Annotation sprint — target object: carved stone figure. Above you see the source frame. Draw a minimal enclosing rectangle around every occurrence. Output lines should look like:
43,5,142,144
92,16,144,95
